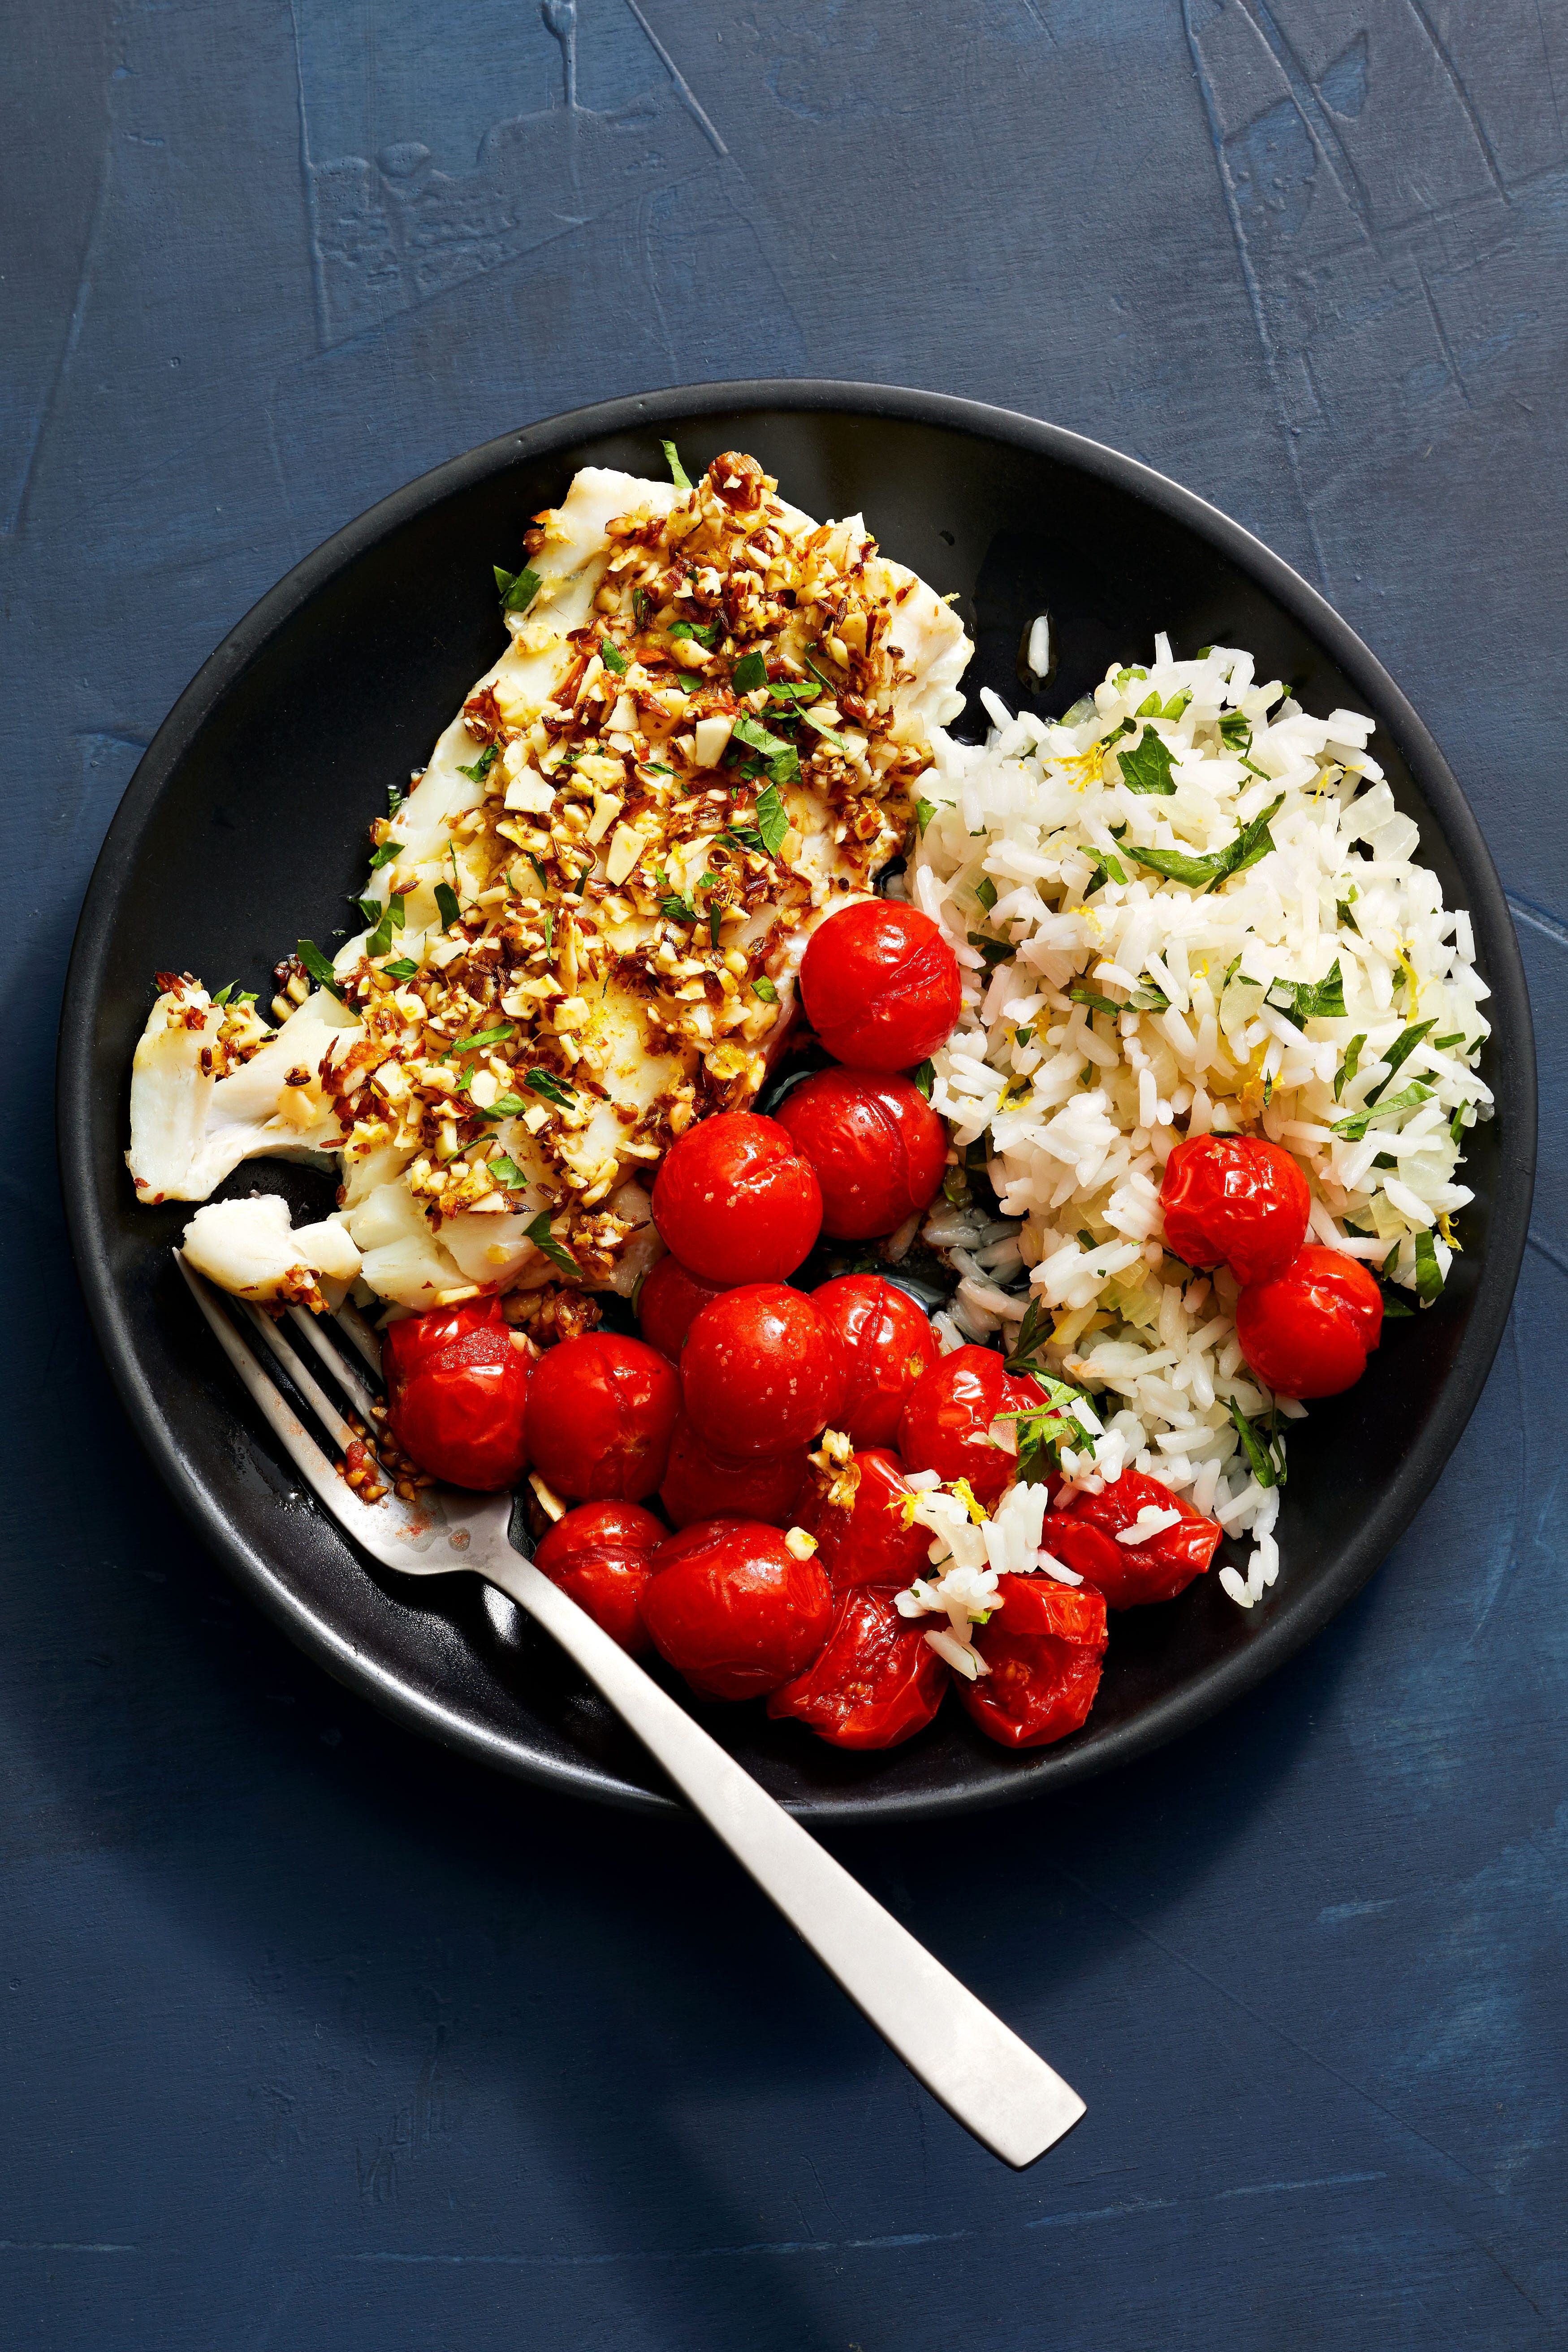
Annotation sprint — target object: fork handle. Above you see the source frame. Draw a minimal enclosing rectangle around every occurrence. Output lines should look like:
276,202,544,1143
486,1552,1085,2169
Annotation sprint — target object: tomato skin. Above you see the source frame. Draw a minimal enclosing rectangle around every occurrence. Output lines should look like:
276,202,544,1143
797,1448,933,1590
1160,1134,1311,1285
1058,1469,1223,1607
659,1413,809,1529
799,901,963,1071
525,1332,681,1502
958,1575,1109,1749
532,1502,667,1655
767,1587,947,1749
810,1275,939,1449
773,1068,948,1239
897,1344,1045,1510
1235,1245,1384,1399
651,1112,822,1285
681,1284,847,1459
637,1254,727,1362
639,1518,835,1699
382,1297,531,1492
534,1502,666,1570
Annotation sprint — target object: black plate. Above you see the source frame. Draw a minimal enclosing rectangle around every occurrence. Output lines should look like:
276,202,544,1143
56,382,1536,1819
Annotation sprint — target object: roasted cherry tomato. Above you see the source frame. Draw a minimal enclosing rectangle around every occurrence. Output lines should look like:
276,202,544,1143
796,1448,932,1589
525,1332,681,1502
637,1254,727,1362
773,1068,948,1239
1058,1468,1223,1607
799,901,963,1071
898,1344,1045,1510
1160,1133,1311,1285
382,1296,531,1492
811,1274,940,1449
533,1502,665,1657
659,1413,809,1530
639,1518,834,1700
768,1587,947,1750
1236,1245,1384,1399
651,1112,822,1286
958,1575,1109,1749
682,1284,846,1459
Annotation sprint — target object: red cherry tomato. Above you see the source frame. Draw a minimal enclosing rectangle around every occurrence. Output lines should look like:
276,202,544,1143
1160,1133,1311,1285
525,1332,680,1502
651,1112,822,1285
767,1587,947,1750
897,1344,1045,1510
1235,1245,1384,1399
382,1297,531,1492
533,1501,668,1655
1058,1469,1223,1607
535,1502,666,1568
659,1413,809,1529
811,1275,940,1449
682,1284,846,1459
639,1518,834,1699
796,1448,933,1590
799,900,963,1070
773,1068,948,1239
637,1254,728,1362
957,1575,1108,1749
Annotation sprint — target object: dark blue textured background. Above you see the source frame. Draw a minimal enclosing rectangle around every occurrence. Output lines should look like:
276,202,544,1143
6,3,1565,2343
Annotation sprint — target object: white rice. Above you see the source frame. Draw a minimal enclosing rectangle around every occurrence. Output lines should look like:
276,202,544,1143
903,637,1491,1608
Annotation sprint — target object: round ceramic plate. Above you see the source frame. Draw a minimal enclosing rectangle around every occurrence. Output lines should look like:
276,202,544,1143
57,381,1536,1819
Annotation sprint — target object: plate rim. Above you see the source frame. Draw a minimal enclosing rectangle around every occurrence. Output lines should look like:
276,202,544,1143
56,376,1538,1820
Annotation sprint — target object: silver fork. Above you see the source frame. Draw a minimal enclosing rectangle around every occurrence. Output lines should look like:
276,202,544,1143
176,1250,1086,2169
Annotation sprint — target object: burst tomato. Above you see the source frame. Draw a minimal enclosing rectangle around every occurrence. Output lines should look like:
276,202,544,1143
533,1503,666,1657
525,1332,681,1502
799,900,963,1071
681,1284,846,1459
1235,1245,1384,1399
1057,1469,1223,1607
639,1518,834,1700
382,1296,531,1492
795,1448,932,1590
651,1111,822,1285
659,1413,809,1529
637,1254,727,1362
810,1274,940,1449
897,1344,1045,1510
957,1575,1108,1749
1160,1133,1311,1285
773,1068,948,1238
767,1587,947,1749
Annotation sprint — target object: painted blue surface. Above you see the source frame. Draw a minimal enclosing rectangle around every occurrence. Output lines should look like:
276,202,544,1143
4,1,1565,2341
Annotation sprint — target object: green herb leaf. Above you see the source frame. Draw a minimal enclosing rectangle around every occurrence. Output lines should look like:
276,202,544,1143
1270,958,1347,1026
212,982,235,1007
753,783,790,856
495,564,542,616
1128,793,1285,895
600,641,628,676
676,670,703,694
731,649,768,694
1336,897,1361,935
974,875,998,912
661,440,691,492
1365,1018,1436,1105
365,892,406,958
526,1209,583,1280
1226,1396,1287,1489
457,744,499,784
1331,1080,1435,1139
525,1069,577,1109
1113,726,1178,796
1335,1033,1366,1102
368,840,400,869
1112,666,1148,690
1070,984,1121,1016
911,1057,933,1098
915,797,938,834
1134,690,1162,718
1433,1031,1464,1049
1014,1026,1033,1047
487,1154,524,1189
766,744,801,791
732,712,792,759
1003,1295,1053,1375
967,931,1013,966
670,618,721,649
1413,1228,1445,1303
1450,1099,1469,1144
434,881,462,931
1162,688,1191,721
1217,710,1252,754
455,1022,515,1054
295,940,343,999
387,783,404,816
384,957,419,980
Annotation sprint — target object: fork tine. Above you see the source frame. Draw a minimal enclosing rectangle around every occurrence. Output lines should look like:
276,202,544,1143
240,1301,366,1454
175,1254,359,1522
284,1302,379,1422
333,1297,383,1375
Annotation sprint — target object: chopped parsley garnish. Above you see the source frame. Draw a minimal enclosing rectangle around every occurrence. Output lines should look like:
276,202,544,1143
752,975,779,1004
973,875,998,912
911,1057,934,1098
731,649,768,694
526,1210,583,1279
661,439,691,492
525,1070,577,1108
1330,1080,1434,1139
1112,726,1177,796
1130,793,1284,895
1365,1017,1436,1105
1070,984,1121,1016
1226,1396,1287,1489
753,783,790,856
295,939,343,999
494,563,542,616
457,744,499,783
433,881,462,931
1334,1033,1366,1102
600,640,628,676
384,957,419,980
